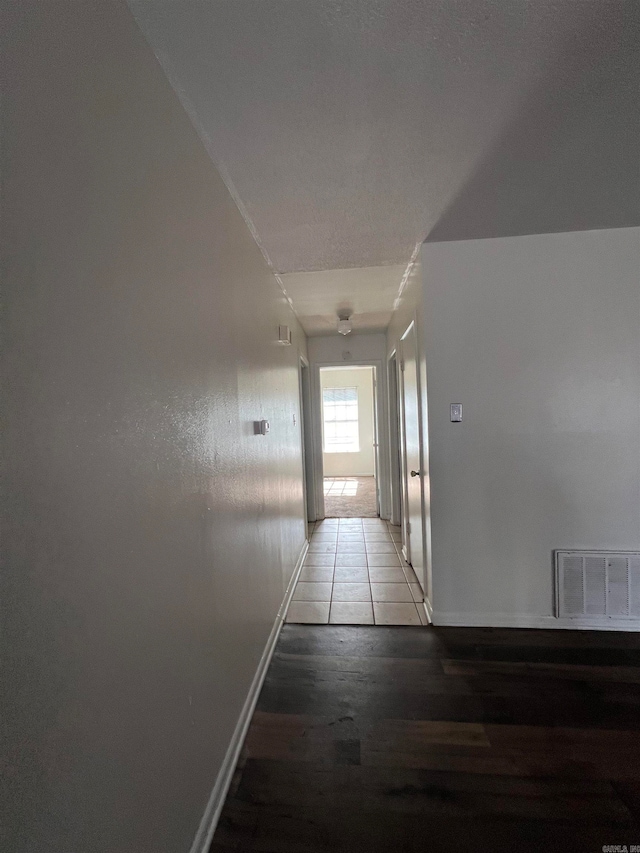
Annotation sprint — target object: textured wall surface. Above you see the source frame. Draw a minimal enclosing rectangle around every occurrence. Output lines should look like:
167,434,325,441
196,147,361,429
421,229,640,622
309,333,388,368
1,2,307,850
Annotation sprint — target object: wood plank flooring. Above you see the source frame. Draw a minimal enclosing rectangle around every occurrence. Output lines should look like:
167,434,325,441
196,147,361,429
210,625,640,852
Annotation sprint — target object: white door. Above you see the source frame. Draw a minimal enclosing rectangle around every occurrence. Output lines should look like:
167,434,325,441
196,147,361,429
400,322,425,591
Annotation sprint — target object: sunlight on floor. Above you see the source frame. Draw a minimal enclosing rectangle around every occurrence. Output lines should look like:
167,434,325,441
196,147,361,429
323,478,359,497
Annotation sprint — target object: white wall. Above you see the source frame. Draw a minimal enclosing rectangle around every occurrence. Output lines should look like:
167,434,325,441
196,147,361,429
1,3,307,851
309,332,388,365
420,228,640,626
308,333,390,518
321,367,375,476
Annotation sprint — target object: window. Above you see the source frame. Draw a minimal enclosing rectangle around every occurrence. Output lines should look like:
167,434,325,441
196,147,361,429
322,386,359,453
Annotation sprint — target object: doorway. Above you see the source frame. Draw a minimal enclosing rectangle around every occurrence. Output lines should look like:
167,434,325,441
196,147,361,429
387,350,402,527
397,321,426,593
286,357,425,625
319,365,378,518
298,356,315,535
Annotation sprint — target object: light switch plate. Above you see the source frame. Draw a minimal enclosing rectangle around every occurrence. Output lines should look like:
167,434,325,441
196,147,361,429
450,404,463,422
278,325,292,345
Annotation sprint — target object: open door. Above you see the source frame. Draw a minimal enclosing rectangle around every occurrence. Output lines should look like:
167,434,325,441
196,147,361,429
399,322,425,592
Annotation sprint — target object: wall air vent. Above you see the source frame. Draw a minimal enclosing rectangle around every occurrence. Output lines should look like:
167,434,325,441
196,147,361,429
555,551,640,619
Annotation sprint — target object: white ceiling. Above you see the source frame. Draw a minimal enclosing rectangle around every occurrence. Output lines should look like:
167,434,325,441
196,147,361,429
280,265,406,336
129,0,639,336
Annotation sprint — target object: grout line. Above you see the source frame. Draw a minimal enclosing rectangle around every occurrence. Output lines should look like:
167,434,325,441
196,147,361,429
329,540,337,606
366,542,376,624
297,518,422,625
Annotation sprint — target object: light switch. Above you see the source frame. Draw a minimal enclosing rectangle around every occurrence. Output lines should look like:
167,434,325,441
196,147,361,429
254,419,270,435
450,404,463,422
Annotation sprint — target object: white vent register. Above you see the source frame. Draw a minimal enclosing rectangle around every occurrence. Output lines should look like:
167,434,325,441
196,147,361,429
556,551,640,620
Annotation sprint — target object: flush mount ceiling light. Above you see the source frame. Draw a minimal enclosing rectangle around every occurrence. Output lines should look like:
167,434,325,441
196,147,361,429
337,314,352,335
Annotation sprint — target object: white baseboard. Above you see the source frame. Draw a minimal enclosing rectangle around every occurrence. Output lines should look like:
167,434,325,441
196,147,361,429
277,538,309,621
422,596,434,623
189,538,309,853
431,610,640,632
417,599,432,625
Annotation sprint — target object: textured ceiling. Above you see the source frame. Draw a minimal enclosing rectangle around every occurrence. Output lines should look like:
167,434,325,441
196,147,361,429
129,0,640,334
280,265,406,336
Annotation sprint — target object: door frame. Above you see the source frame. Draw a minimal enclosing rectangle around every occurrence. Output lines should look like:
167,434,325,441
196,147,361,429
298,355,317,527
396,337,412,564
387,349,403,527
310,359,390,521
388,312,433,619
399,319,426,580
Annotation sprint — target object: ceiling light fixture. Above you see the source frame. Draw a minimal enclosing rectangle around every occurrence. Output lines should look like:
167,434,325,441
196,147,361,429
337,314,352,335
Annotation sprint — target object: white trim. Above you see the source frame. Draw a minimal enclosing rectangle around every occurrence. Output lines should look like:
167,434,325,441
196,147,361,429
423,596,434,623
431,610,640,631
278,538,309,620
310,363,326,518
188,538,309,853
298,354,317,524
418,598,433,625
312,359,391,520
398,318,427,585
386,349,402,527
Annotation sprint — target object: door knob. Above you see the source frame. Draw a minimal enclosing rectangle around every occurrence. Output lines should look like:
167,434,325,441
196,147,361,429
410,470,421,477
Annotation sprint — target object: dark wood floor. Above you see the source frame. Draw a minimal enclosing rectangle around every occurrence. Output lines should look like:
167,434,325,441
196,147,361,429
210,625,640,852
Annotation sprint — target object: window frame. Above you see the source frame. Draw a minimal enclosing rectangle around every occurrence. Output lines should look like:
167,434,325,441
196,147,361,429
322,385,360,454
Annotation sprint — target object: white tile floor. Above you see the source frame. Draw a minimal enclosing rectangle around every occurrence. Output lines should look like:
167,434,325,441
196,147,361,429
286,518,428,625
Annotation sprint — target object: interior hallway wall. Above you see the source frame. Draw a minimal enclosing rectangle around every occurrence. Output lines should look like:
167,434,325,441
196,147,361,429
1,3,307,851
420,228,640,626
308,333,390,519
321,367,375,476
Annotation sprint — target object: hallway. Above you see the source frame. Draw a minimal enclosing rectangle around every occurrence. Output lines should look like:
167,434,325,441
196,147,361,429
4,2,639,851
211,624,640,852
287,518,426,626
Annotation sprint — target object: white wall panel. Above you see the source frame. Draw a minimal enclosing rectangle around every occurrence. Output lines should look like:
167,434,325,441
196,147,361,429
420,229,640,623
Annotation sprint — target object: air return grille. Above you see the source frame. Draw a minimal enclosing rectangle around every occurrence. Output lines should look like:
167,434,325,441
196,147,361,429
555,551,640,619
